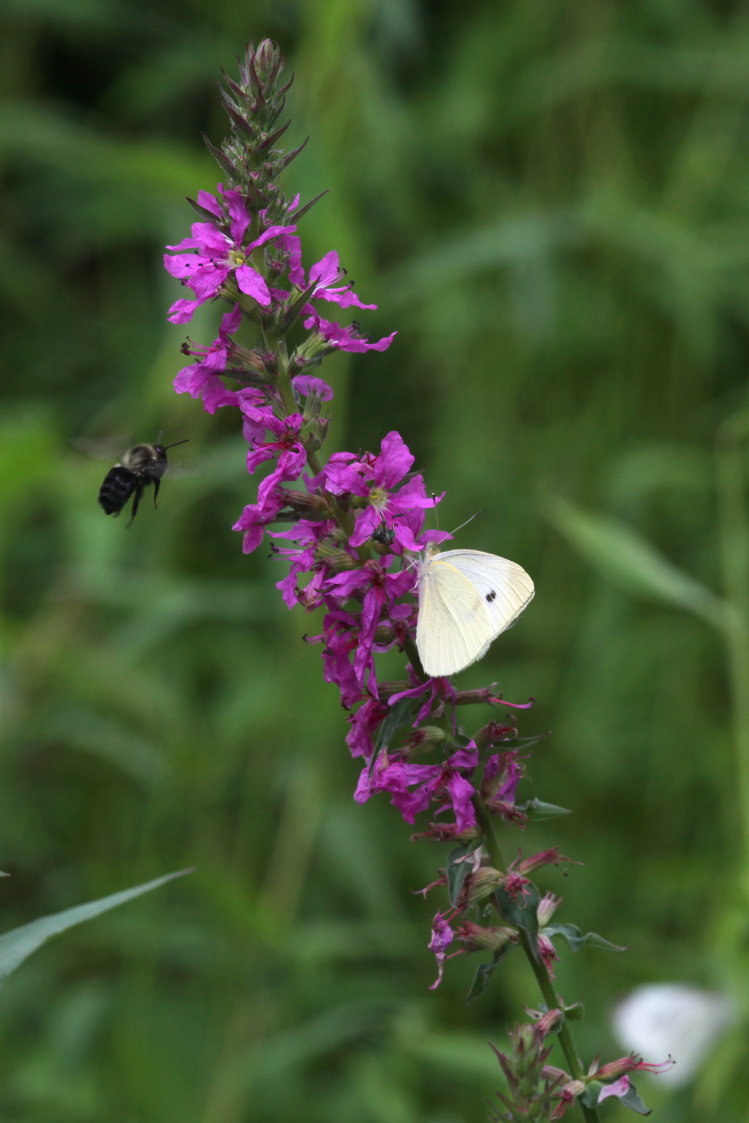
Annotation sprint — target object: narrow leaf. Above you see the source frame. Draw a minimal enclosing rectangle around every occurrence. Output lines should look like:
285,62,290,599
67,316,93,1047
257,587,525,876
516,798,571,821
368,696,413,776
446,843,480,907
289,189,330,225
618,1080,652,1115
465,948,512,1004
549,497,727,629
496,883,540,954
0,869,193,982
543,922,627,953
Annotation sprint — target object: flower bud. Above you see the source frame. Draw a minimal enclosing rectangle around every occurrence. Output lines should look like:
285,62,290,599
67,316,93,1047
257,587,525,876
457,920,518,952
458,865,504,906
537,891,562,927
314,543,357,571
488,1027,561,1123
403,725,446,752
253,39,281,86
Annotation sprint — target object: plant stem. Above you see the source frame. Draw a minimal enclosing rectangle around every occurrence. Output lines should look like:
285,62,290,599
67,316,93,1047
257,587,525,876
716,414,749,898
476,795,601,1122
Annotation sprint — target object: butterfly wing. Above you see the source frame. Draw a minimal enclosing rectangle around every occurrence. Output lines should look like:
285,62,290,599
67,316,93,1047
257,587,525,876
416,549,534,677
417,555,494,676
442,550,535,636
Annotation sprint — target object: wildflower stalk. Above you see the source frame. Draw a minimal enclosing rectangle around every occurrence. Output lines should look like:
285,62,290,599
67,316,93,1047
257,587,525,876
472,790,507,870
516,932,601,1123
475,790,599,1120
165,39,671,1120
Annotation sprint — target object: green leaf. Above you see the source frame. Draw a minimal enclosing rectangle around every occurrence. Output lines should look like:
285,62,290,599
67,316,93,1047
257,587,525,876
581,1084,602,1108
589,1078,652,1116
368,696,414,776
496,882,540,955
446,843,480,908
0,869,193,982
618,1079,652,1115
549,497,728,629
465,948,512,1004
516,798,571,821
543,923,627,953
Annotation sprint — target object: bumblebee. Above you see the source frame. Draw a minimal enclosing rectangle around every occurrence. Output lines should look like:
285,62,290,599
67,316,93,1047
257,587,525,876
98,440,188,525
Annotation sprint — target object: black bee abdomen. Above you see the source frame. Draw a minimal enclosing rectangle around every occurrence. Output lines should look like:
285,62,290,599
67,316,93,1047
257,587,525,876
99,465,137,515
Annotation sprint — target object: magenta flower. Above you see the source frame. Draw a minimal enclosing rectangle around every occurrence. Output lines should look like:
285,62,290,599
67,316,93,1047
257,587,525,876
271,516,338,608
282,236,379,311
242,413,307,506
174,305,245,411
324,560,415,688
597,1076,630,1104
345,697,391,758
355,744,479,832
232,489,286,555
302,307,397,353
291,374,334,401
388,674,458,725
537,933,560,977
593,1055,676,1108
428,911,457,990
314,431,441,550
314,611,374,711
164,187,295,323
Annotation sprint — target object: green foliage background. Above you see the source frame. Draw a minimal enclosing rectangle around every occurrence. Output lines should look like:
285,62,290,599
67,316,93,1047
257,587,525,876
2,1,749,1119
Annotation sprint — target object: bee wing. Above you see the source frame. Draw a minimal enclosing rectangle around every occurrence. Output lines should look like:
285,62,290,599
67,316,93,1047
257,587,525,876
69,437,134,462
160,463,194,479
70,438,194,476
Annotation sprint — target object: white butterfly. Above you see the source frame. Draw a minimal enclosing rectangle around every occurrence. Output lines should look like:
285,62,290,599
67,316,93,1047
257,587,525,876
415,546,534,677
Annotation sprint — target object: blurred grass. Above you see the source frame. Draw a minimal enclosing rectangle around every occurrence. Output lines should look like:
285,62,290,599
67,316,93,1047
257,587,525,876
2,0,749,1119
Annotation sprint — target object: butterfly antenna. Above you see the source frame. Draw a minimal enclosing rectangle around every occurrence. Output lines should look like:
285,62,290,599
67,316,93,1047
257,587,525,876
450,511,481,536
163,439,190,451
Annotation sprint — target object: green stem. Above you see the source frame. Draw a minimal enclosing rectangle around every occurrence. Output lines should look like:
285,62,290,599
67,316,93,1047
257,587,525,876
261,285,597,1120
272,338,370,557
516,930,600,1123
476,797,601,1123
716,418,749,898
473,794,506,871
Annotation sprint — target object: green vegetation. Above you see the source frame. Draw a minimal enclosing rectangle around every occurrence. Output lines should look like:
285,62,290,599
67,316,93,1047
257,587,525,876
2,2,747,1119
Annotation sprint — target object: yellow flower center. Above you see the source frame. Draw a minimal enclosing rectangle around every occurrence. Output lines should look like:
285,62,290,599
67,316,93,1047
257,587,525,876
368,487,388,512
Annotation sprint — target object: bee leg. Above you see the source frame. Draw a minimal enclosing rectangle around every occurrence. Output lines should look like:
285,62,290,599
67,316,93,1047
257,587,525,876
152,477,161,509
126,482,145,527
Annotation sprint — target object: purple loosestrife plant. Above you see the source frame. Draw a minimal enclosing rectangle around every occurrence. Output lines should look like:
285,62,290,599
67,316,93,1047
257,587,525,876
166,40,674,1121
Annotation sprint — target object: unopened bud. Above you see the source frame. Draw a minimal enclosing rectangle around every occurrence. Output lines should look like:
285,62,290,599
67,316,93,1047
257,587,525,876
252,39,281,86
457,920,518,952
459,866,504,905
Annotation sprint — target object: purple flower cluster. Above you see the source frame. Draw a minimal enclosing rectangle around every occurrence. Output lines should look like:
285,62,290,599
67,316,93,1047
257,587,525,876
162,51,521,847
164,43,671,1118
424,849,573,990
166,164,539,848
165,39,544,892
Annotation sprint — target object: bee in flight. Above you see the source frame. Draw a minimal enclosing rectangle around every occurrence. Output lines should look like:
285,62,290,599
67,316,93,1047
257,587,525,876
98,440,188,525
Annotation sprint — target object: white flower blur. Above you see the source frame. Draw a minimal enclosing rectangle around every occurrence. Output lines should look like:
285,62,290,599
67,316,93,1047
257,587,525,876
613,983,736,1088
